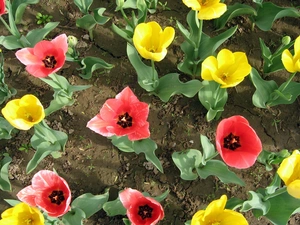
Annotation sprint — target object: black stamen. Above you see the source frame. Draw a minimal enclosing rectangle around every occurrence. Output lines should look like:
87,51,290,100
223,132,241,150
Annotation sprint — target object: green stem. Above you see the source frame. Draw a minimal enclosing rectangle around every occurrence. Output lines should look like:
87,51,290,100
33,120,58,144
88,29,94,41
192,17,203,78
263,187,287,201
205,151,219,162
0,16,14,36
120,8,134,29
279,72,296,93
151,60,158,88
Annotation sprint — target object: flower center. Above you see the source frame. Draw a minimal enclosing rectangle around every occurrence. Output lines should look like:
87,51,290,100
117,112,132,128
25,218,33,225
211,222,221,225
42,55,57,69
138,204,153,220
25,112,34,122
48,190,65,205
223,132,241,150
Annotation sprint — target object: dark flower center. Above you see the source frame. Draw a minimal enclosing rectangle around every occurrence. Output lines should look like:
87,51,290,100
138,204,153,220
43,55,57,69
117,112,132,128
223,132,241,150
48,190,65,205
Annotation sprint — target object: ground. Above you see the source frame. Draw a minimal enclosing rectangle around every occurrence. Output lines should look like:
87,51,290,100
0,0,299,225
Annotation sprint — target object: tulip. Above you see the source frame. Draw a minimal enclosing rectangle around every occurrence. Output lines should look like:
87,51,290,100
87,86,150,141
119,188,164,225
17,170,71,217
1,94,45,130
0,0,6,16
0,202,44,225
277,150,300,199
281,35,300,73
216,115,262,169
16,34,68,78
182,0,227,20
191,195,248,225
133,21,175,62
201,49,252,88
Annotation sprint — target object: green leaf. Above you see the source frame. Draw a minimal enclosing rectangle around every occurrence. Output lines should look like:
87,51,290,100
225,197,244,210
153,73,202,102
0,36,23,50
250,68,278,108
153,189,170,202
197,160,245,186
76,14,97,32
214,3,257,29
78,56,114,79
0,154,12,191
11,0,39,24
255,2,300,31
0,117,16,140
257,149,290,171
4,199,21,206
172,149,202,180
110,136,135,153
74,0,93,14
200,135,217,165
127,43,158,91
241,191,270,215
62,208,86,225
71,192,109,218
26,22,59,46
93,8,110,25
103,194,127,216
111,23,133,43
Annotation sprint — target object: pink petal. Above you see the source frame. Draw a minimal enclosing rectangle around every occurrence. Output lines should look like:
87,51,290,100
116,87,139,103
26,64,51,78
31,170,59,190
16,48,40,65
16,186,37,206
127,123,150,141
33,41,56,59
119,188,144,209
51,34,68,54
100,99,123,121
87,115,115,137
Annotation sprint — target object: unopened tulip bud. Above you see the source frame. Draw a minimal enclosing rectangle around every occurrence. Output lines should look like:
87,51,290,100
282,36,291,45
67,35,78,48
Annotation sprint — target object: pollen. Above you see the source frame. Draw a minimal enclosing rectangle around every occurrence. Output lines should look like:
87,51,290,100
42,55,57,69
138,204,153,220
49,190,65,205
117,112,133,128
223,132,241,150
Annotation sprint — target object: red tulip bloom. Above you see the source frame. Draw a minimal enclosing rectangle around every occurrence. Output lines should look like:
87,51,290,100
17,170,71,217
119,188,164,225
216,115,262,169
87,86,150,141
16,34,68,78
0,0,6,16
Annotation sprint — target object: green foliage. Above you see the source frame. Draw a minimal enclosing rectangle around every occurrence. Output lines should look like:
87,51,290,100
78,56,114,79
74,0,93,14
172,135,245,186
36,12,53,25
0,117,16,140
110,136,163,173
11,0,40,24
198,81,228,122
257,149,290,171
0,154,12,191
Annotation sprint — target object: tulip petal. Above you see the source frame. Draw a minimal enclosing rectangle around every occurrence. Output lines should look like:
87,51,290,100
282,49,296,73
119,188,144,209
17,186,37,206
26,64,51,78
201,56,218,80
217,49,235,70
15,48,40,65
51,34,68,54
277,150,300,185
287,180,300,199
161,27,176,49
86,115,115,137
197,2,227,20
182,0,201,10
294,36,300,55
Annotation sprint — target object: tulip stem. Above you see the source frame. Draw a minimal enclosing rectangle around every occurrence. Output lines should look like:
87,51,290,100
279,72,296,93
0,16,14,36
192,17,203,78
33,120,58,144
120,8,134,29
263,187,287,201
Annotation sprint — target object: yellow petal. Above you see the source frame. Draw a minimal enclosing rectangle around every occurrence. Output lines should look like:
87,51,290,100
294,35,300,56
160,27,175,49
182,0,201,10
282,49,296,73
277,150,300,185
191,210,205,225
202,195,227,221
201,56,218,80
287,180,300,199
217,49,235,71
197,2,227,20
216,210,249,225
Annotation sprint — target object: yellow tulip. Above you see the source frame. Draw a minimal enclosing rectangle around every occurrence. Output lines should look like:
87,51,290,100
201,49,252,88
277,150,300,199
0,202,44,225
182,0,227,20
281,35,300,73
1,94,45,130
133,21,175,62
191,195,248,225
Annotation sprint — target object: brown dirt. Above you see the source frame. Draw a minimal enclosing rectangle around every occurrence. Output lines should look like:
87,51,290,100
0,0,299,225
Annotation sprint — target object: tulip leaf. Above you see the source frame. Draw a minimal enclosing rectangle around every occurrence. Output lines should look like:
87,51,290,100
4,199,21,206
103,194,127,216
26,22,60,47
0,117,16,140
240,191,270,215
74,0,93,14
257,149,290,171
111,23,133,42
71,192,109,218
225,197,244,210
185,220,191,225
94,8,110,25
198,81,228,121
214,3,257,29
172,149,203,180
0,36,23,50
250,68,278,108
110,136,135,153
123,219,131,225
200,135,217,165
11,0,40,24
62,207,86,225
153,73,202,102
196,160,245,186
76,14,97,31
127,43,159,91
0,154,12,191
153,189,170,202
255,2,300,31
78,56,114,79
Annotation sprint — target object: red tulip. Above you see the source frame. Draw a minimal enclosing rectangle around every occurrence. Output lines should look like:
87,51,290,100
17,170,71,217
87,86,150,141
16,34,68,78
0,0,6,16
119,188,164,225
216,115,262,169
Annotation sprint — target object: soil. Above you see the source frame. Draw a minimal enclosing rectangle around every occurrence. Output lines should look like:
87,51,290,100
0,0,299,225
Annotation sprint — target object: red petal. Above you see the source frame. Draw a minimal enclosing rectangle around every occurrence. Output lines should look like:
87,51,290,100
26,64,51,78
51,34,68,54
119,188,144,209
100,99,123,121
127,123,150,141
33,41,56,59
116,87,139,103
16,186,37,206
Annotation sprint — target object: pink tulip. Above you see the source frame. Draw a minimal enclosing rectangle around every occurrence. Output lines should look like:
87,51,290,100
16,34,68,78
216,115,262,169
17,170,71,217
87,86,150,141
120,188,164,225
0,0,6,16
